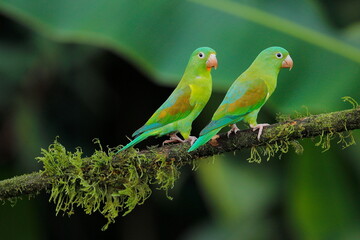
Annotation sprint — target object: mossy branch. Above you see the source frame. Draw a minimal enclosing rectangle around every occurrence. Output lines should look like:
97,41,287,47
0,105,359,229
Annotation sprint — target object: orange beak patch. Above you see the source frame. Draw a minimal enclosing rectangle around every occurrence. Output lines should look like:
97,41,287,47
281,55,293,70
206,53,218,71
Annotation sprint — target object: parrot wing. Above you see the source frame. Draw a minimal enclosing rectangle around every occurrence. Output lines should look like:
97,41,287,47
200,78,268,136
132,85,194,137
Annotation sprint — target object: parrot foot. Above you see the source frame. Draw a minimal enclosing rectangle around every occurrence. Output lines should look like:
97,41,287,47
250,123,270,140
227,124,240,138
185,136,198,146
162,133,185,146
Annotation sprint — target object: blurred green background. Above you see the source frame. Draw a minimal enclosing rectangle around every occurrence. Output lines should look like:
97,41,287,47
0,0,359,239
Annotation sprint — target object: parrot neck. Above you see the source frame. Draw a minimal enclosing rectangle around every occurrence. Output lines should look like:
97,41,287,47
182,63,211,83
246,61,280,94
181,63,212,107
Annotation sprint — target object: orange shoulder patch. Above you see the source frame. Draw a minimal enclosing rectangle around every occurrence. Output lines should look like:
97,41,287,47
228,82,267,112
157,91,192,120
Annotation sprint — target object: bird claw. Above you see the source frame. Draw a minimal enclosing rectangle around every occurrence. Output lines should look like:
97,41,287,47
162,133,185,146
227,124,240,138
250,123,270,140
186,136,198,146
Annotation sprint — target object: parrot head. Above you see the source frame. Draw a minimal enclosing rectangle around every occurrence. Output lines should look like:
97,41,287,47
255,46,293,71
190,47,218,71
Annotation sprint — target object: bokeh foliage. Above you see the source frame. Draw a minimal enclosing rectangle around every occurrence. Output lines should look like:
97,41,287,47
0,0,359,239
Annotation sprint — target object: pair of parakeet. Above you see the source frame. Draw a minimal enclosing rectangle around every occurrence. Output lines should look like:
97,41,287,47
117,46,293,153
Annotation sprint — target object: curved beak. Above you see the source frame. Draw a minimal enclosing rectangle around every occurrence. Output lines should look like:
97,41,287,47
281,55,293,70
206,53,218,70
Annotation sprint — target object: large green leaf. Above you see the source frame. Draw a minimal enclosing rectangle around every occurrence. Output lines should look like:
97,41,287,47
286,142,360,239
0,0,359,112
192,154,279,239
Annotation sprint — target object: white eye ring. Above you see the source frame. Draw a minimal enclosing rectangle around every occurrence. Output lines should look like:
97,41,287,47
198,52,205,58
275,52,283,59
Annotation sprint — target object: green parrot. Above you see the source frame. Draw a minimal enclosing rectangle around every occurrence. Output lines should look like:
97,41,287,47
117,47,218,153
188,46,293,152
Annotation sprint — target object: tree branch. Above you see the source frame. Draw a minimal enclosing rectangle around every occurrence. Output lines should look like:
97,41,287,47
1,107,359,201
0,172,50,201
0,107,359,229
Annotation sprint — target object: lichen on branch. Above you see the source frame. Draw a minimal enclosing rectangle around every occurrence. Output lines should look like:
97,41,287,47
35,138,181,230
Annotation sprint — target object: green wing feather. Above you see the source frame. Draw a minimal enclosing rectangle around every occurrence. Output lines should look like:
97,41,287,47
132,85,194,137
188,79,268,152
200,78,268,135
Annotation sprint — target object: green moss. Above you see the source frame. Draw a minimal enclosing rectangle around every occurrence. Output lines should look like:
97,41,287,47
273,100,356,157
37,138,180,230
337,130,356,149
275,105,311,123
247,146,262,163
275,112,292,123
247,106,313,163
312,97,357,152
0,174,30,204
247,139,303,163
246,108,307,163
289,140,305,154
342,96,359,109
314,130,331,152
315,128,356,152
7,197,19,207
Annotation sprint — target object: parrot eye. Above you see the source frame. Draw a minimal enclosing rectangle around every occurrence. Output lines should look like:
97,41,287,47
198,52,205,58
275,52,283,59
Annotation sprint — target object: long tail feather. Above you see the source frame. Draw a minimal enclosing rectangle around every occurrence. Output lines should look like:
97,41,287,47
116,131,153,153
188,129,220,152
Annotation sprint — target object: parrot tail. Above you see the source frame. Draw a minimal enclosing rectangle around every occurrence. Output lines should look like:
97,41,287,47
188,129,220,152
116,131,154,153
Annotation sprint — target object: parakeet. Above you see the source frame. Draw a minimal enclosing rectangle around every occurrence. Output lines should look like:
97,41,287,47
188,46,293,152
117,47,218,153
